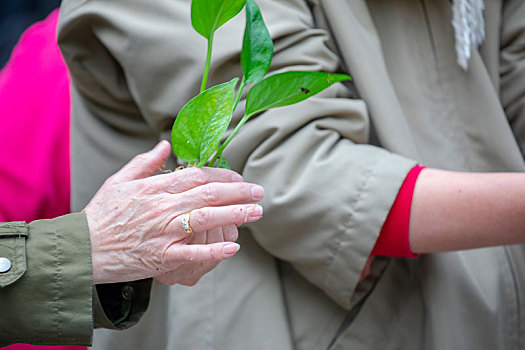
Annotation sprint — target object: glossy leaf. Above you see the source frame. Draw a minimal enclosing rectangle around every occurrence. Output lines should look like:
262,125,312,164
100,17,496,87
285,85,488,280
245,71,351,116
191,0,247,39
172,78,239,167
241,0,273,84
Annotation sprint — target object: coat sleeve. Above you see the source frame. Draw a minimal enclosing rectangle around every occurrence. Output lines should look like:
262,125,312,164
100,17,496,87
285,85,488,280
57,0,417,311
0,214,93,346
0,213,151,346
501,0,525,157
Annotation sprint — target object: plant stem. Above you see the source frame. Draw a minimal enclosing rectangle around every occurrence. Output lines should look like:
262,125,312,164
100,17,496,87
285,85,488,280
200,36,214,92
232,76,246,114
209,77,248,166
210,111,254,166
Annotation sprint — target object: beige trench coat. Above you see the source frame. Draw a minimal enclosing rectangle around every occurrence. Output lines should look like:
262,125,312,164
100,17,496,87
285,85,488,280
58,0,525,348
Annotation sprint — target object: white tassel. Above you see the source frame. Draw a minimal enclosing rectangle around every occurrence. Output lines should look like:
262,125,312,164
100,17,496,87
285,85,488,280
451,0,485,70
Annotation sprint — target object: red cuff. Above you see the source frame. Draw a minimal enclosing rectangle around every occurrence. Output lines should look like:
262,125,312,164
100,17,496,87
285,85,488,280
371,165,425,258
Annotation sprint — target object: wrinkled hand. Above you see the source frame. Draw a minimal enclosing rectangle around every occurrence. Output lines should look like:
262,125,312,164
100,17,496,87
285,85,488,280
83,141,263,285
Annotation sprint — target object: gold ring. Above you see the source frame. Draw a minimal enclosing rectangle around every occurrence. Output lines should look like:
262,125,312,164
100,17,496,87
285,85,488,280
181,211,194,235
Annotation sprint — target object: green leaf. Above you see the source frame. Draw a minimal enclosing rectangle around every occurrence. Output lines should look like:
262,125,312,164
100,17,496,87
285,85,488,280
172,78,239,167
245,71,351,116
191,0,247,39
241,0,273,84
217,156,231,169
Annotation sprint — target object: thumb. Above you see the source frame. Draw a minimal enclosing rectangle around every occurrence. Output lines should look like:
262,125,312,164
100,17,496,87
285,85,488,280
164,242,240,267
111,140,172,183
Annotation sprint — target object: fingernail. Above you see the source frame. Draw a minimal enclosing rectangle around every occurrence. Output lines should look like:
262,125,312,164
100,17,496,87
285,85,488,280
232,173,243,182
247,204,263,221
223,243,240,256
251,185,264,200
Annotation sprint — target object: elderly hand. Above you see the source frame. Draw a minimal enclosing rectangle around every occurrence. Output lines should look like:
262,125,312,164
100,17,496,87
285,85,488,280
83,141,263,285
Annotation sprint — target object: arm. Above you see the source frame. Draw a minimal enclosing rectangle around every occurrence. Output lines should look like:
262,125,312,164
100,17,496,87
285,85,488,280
369,166,525,255
0,142,263,346
372,167,525,255
410,168,525,253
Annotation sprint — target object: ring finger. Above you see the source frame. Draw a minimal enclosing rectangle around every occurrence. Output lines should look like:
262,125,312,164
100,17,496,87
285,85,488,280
167,204,263,238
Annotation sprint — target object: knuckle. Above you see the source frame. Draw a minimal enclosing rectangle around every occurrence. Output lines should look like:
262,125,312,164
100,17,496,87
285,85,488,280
164,172,183,191
133,182,157,197
187,168,208,186
202,184,220,204
141,182,157,195
193,209,210,229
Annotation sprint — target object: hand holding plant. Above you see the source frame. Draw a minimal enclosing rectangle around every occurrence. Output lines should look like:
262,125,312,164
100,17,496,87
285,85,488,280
171,0,351,168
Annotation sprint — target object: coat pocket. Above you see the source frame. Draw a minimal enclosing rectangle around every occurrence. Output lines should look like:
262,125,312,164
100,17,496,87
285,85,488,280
0,222,28,287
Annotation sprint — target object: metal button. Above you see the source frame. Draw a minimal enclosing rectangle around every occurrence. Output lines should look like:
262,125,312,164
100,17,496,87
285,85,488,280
0,257,12,273
122,285,135,301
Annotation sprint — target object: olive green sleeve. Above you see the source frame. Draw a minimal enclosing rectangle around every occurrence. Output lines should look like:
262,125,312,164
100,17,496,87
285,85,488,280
0,213,153,346
0,213,93,346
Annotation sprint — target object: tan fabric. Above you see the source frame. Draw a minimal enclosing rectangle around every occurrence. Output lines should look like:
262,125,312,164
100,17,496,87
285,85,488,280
58,0,525,349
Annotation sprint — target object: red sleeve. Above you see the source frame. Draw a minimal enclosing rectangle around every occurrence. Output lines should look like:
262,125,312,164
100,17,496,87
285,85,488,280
370,165,425,258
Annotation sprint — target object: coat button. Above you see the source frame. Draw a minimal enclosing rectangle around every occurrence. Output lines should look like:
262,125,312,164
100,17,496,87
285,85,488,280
122,285,135,301
0,257,12,273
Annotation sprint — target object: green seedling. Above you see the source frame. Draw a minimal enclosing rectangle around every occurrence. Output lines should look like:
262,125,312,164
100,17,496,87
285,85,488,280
171,0,351,168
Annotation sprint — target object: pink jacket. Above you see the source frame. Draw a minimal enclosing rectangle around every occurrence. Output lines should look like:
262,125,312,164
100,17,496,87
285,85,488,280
0,9,70,223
